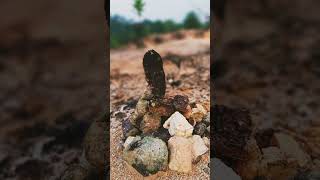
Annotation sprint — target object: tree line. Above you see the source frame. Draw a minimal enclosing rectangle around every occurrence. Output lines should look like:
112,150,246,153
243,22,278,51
110,11,209,48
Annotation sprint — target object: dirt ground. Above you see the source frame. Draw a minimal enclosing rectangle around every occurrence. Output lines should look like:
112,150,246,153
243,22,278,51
110,30,210,179
0,0,106,179
212,0,320,176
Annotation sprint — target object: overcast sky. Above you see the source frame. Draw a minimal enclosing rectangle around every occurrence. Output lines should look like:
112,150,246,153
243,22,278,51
110,0,210,23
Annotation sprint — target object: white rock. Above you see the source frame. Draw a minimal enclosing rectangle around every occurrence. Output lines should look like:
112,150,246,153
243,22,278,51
168,136,193,173
273,133,311,167
192,135,208,160
123,136,141,149
163,111,193,137
212,158,241,180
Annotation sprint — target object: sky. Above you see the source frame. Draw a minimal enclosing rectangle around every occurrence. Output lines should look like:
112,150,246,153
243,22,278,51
110,0,210,23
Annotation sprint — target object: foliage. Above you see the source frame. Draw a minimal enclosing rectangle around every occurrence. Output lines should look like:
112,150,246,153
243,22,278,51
110,11,208,49
133,0,145,17
183,11,202,29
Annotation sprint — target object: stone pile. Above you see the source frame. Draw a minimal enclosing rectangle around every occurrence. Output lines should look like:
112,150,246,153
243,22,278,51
121,50,210,176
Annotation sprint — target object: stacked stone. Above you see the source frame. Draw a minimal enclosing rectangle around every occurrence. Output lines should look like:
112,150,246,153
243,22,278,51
164,111,209,173
121,50,210,176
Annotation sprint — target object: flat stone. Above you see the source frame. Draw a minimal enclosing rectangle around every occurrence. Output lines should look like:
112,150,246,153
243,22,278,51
260,146,297,179
163,111,193,137
272,133,311,167
191,135,208,161
262,146,286,164
168,136,193,173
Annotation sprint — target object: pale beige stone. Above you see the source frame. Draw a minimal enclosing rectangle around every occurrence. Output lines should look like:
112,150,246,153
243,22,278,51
168,136,193,173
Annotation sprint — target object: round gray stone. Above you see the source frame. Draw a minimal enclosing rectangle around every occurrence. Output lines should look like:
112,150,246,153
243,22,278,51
123,136,168,176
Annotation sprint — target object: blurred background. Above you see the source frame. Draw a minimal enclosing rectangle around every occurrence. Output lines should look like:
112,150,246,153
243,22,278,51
0,0,106,179
212,0,320,179
110,0,209,48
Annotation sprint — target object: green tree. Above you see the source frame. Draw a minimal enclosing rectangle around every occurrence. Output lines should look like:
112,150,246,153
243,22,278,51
133,0,145,17
183,11,202,29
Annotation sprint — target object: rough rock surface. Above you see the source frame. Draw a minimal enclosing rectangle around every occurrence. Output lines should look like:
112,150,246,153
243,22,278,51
60,164,90,180
140,112,161,133
163,111,193,137
261,147,297,179
190,104,207,124
122,118,140,138
123,136,168,176
151,127,171,143
168,136,193,173
192,135,209,161
272,133,311,168
294,170,320,180
83,115,107,173
123,136,141,149
143,50,166,99
236,137,262,180
203,137,210,147
172,95,189,112
211,158,241,180
202,112,210,126
193,122,207,136
212,105,252,161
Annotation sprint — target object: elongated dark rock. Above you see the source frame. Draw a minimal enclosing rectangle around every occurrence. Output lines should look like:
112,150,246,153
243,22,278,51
143,50,166,98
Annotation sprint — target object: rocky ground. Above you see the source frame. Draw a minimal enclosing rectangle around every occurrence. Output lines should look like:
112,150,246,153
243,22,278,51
110,30,210,179
0,0,106,179
212,0,320,179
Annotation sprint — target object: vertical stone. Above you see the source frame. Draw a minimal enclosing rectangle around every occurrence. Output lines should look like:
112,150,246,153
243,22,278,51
168,136,193,173
143,50,166,98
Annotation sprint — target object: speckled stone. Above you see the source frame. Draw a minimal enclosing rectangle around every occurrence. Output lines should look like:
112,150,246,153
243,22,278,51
123,136,168,176
193,122,207,136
